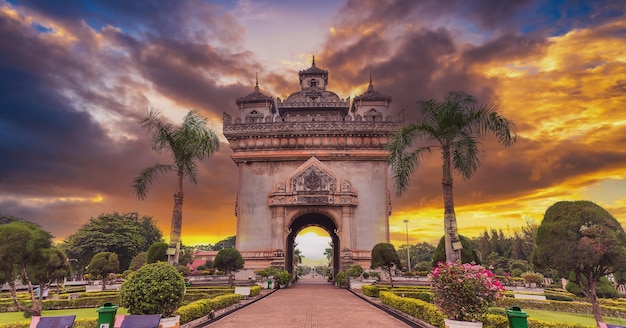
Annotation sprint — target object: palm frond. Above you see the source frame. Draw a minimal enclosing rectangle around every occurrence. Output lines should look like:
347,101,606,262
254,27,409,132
131,164,175,200
140,109,176,153
387,124,432,197
451,134,482,180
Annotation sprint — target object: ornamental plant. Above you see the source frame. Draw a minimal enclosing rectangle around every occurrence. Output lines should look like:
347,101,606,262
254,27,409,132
120,262,186,317
431,261,504,322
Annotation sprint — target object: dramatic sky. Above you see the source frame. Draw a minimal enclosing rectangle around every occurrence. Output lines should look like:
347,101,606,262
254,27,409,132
1,0,625,260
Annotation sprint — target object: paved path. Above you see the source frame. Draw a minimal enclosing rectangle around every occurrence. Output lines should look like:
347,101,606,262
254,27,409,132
205,277,411,328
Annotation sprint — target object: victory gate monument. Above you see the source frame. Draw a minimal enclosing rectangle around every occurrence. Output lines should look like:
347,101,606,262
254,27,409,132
223,58,400,276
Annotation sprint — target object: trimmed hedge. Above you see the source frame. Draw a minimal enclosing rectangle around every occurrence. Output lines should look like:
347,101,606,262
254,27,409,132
176,294,241,324
496,297,626,317
389,291,433,303
0,295,120,312
379,291,445,328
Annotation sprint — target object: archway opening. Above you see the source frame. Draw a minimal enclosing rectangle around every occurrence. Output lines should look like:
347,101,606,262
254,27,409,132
286,213,340,279
294,226,332,278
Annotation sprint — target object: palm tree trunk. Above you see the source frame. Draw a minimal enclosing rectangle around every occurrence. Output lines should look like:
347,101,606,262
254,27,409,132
169,173,184,267
442,147,461,263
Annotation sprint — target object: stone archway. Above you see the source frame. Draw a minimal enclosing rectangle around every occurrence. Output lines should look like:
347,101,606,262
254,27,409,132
285,213,340,278
223,59,399,275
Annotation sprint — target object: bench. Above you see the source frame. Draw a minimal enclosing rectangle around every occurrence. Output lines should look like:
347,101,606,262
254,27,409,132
113,314,161,328
234,286,251,300
599,323,626,328
68,293,79,300
30,315,76,328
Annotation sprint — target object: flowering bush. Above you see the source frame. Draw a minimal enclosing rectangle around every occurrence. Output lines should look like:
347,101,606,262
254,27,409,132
431,261,505,322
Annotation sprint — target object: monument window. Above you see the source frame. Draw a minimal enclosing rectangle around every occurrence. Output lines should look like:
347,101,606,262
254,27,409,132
310,79,317,87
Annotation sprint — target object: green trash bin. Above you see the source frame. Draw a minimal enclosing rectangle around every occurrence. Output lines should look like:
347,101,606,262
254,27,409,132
506,306,529,328
97,302,118,328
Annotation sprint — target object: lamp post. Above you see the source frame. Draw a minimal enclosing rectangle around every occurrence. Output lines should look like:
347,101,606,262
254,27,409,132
403,219,411,272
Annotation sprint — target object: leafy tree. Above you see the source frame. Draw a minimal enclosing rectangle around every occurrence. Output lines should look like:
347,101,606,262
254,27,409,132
87,252,120,291
398,242,436,271
147,242,168,263
132,109,219,266
213,236,236,250
0,221,53,316
178,244,195,266
30,247,70,294
533,201,626,325
323,244,333,262
370,243,401,288
213,248,244,287
62,212,162,271
120,262,185,317
432,235,480,266
388,91,516,262
0,214,23,225
346,264,363,278
129,252,147,271
293,247,304,267
413,242,436,263
566,274,620,298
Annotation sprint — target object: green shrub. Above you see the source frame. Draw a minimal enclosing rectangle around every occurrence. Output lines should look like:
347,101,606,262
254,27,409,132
544,293,573,302
274,270,291,287
521,272,545,286
335,271,349,288
249,285,261,297
346,264,363,278
566,276,620,298
176,294,241,324
120,262,185,317
379,291,445,327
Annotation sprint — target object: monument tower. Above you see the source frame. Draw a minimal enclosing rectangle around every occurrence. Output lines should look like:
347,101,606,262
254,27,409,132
223,58,400,275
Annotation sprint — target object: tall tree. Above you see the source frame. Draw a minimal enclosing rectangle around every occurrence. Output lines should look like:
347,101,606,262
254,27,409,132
388,91,516,263
533,201,626,326
370,243,402,288
62,212,162,271
87,252,120,291
213,236,236,250
132,109,219,266
213,248,244,288
0,221,54,316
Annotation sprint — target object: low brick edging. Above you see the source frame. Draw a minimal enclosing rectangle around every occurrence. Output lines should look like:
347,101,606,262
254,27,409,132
182,289,277,328
349,288,436,328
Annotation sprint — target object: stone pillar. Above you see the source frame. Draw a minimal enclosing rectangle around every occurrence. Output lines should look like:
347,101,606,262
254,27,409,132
341,206,355,250
271,206,285,250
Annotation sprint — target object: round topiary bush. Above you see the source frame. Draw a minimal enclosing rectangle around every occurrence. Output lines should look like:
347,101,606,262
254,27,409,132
120,262,185,317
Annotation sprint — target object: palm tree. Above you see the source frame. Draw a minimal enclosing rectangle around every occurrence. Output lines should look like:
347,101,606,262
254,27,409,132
132,109,219,266
388,91,516,263
293,248,304,266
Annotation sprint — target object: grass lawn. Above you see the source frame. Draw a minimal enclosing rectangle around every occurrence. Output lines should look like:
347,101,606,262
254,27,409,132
0,308,128,324
524,309,626,327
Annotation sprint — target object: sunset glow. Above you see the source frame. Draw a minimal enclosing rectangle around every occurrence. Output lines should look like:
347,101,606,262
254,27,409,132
1,1,625,259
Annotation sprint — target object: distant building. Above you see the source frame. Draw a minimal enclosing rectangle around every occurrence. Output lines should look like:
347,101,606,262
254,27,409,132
187,250,218,271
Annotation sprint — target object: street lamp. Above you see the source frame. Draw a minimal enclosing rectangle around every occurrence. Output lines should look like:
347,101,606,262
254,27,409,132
403,219,411,272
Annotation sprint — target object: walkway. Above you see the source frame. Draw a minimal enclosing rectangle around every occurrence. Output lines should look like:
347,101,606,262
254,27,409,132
204,277,413,328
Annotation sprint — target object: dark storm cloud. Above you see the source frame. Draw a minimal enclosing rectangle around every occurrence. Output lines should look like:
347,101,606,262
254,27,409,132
16,0,242,44
0,2,252,238
461,34,547,65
